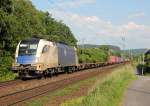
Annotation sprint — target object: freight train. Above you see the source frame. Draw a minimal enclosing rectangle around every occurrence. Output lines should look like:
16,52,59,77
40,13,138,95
12,38,125,79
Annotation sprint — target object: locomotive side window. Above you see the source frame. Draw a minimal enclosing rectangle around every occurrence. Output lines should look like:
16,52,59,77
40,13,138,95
42,45,50,53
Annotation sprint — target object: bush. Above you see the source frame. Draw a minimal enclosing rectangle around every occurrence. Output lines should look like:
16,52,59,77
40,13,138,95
0,52,16,81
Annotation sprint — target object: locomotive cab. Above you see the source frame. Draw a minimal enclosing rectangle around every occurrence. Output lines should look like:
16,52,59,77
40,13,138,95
12,39,42,78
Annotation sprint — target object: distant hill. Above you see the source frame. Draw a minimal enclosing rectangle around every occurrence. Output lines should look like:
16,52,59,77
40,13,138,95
123,49,148,56
78,44,99,48
100,45,121,51
78,44,121,51
78,44,149,56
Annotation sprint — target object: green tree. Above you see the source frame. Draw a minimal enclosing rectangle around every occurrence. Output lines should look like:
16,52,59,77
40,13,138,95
0,0,13,13
0,0,77,79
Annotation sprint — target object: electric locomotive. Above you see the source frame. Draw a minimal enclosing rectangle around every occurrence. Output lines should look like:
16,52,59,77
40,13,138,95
12,38,78,78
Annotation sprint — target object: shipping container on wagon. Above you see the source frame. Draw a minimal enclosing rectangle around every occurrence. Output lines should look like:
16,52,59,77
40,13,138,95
109,56,117,64
108,56,122,64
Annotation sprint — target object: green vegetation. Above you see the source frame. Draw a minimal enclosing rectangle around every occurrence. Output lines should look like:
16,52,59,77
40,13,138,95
78,44,121,51
77,45,122,63
0,0,77,81
0,51,17,81
61,64,136,106
137,50,150,75
145,54,150,68
77,47,109,63
0,0,77,51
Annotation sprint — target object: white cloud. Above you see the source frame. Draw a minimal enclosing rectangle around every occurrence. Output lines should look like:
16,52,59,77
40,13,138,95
55,0,96,8
49,9,150,49
122,22,150,35
123,22,144,30
128,12,145,19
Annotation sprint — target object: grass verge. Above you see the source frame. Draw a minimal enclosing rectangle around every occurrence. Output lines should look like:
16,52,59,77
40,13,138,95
61,64,137,106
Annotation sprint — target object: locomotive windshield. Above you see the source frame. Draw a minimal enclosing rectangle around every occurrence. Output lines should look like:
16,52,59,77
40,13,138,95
18,39,39,56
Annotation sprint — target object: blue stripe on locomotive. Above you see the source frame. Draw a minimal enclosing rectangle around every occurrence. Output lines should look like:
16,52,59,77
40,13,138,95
17,56,36,64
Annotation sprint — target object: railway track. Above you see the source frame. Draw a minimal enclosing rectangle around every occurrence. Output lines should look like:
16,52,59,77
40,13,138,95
0,64,124,106
0,80,22,89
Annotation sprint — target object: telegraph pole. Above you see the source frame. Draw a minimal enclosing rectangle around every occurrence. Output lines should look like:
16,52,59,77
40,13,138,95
82,38,85,63
121,36,126,59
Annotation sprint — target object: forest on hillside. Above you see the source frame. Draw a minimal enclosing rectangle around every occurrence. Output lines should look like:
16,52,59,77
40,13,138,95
0,0,77,54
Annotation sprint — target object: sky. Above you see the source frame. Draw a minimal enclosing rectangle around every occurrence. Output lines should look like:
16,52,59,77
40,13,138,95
31,0,150,49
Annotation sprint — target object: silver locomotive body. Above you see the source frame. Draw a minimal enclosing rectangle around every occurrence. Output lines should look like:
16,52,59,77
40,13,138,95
12,39,78,78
